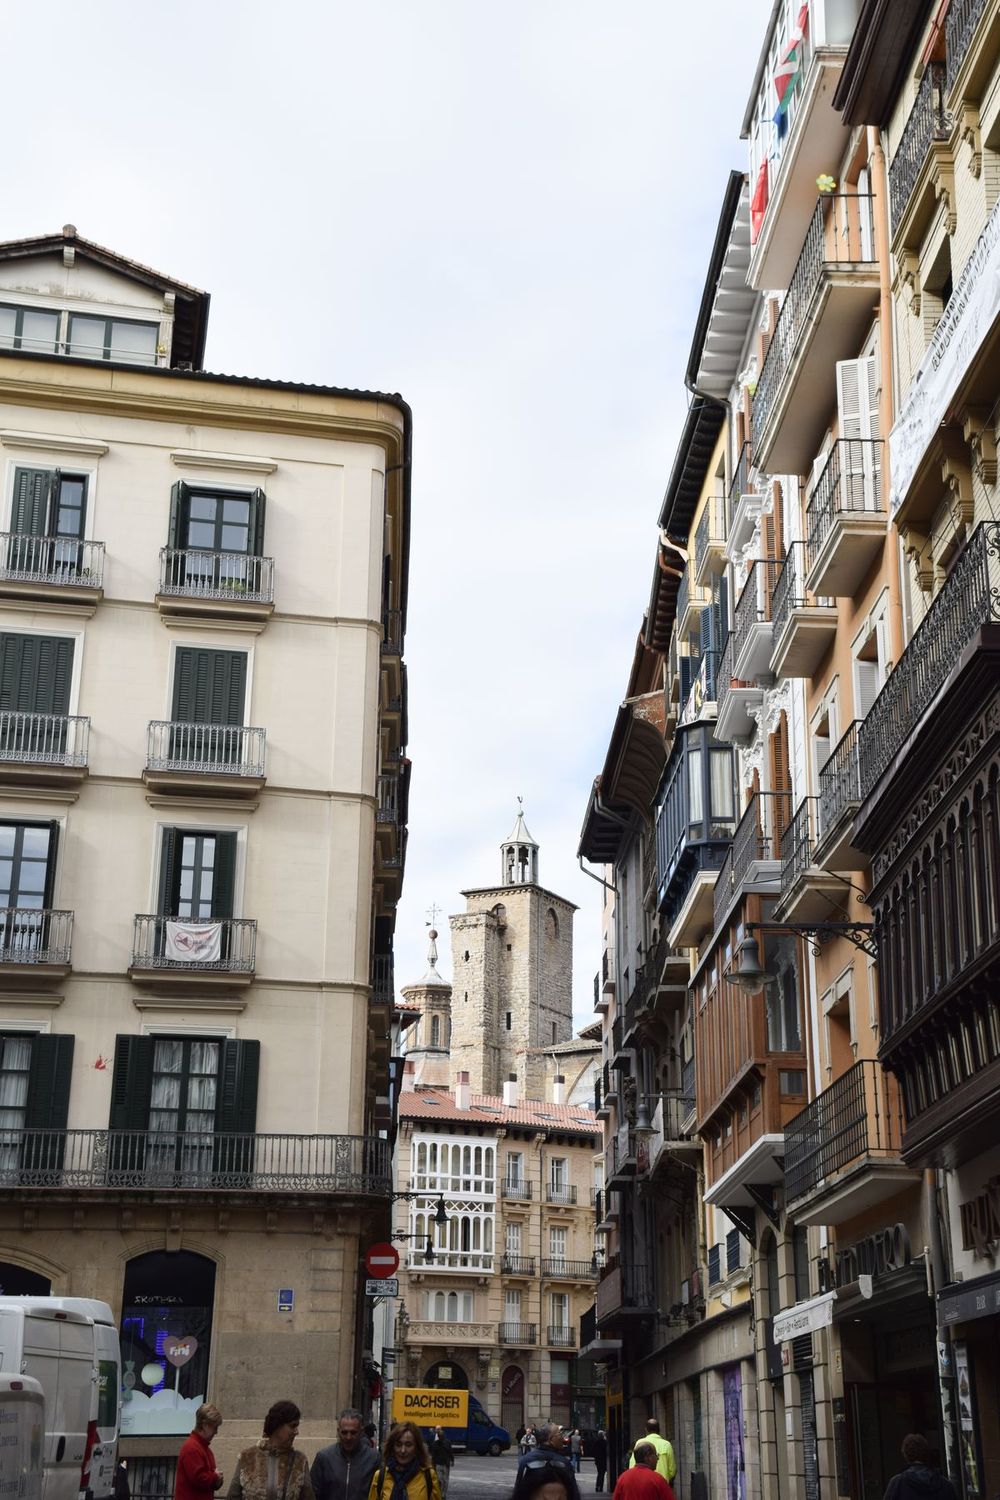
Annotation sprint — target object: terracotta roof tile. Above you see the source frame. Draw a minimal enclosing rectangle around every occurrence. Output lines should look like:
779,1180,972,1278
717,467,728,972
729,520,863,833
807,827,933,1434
398,1087,598,1134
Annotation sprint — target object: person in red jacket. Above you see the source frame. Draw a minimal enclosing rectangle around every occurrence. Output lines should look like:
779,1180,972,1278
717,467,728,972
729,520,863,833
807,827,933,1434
175,1404,225,1500
612,1444,675,1500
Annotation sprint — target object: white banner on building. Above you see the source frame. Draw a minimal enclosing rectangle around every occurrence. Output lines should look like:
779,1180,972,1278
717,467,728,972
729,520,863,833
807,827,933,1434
773,1290,836,1342
165,921,221,962
890,194,1000,516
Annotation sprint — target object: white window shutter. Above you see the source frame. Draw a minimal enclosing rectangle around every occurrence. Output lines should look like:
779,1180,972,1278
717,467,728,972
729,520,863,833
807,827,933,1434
837,357,880,508
855,658,880,718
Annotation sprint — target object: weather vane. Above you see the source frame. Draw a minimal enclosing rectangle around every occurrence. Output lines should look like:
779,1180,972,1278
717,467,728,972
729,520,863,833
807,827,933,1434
426,902,441,927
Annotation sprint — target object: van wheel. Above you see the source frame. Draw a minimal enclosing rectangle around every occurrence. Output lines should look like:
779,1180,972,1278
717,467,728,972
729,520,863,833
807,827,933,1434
487,1442,503,1457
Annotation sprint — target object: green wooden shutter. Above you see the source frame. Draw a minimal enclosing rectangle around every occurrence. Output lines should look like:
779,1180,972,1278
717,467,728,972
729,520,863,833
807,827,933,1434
1,635,75,716
0,635,25,712
10,469,52,537
24,1033,74,1129
167,481,189,550
214,1038,260,1179
41,821,59,910
109,1035,154,1131
211,832,237,920
172,649,246,725
157,828,179,915
248,488,266,556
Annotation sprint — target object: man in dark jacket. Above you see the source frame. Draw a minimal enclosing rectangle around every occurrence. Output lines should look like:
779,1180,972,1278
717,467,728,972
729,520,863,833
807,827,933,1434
883,1434,958,1500
311,1409,380,1500
516,1425,582,1500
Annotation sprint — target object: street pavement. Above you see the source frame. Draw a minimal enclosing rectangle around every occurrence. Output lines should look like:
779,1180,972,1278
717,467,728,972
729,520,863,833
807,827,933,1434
446,1453,602,1500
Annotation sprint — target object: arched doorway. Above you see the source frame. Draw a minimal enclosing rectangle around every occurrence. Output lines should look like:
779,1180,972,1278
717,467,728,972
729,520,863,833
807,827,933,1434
120,1250,216,1439
424,1359,468,1389
501,1365,524,1435
0,1261,50,1295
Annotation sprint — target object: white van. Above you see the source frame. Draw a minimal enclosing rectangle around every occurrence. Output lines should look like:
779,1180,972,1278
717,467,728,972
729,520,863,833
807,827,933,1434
0,1299,120,1500
0,1372,44,1500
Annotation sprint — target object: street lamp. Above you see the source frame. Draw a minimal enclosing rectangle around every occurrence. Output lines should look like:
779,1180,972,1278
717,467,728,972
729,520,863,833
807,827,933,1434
391,1190,448,1226
723,921,877,997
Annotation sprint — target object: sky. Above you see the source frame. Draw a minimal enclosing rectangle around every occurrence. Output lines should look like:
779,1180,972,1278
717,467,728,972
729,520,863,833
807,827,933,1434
5,0,772,1031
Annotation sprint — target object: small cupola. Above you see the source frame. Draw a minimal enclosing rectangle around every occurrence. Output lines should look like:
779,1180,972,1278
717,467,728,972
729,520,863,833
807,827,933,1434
501,798,539,885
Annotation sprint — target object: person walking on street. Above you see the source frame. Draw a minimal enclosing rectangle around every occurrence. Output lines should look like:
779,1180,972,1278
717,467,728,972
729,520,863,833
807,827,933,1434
516,1425,581,1500
627,1422,676,1485
311,1409,380,1500
175,1405,225,1500
367,1423,441,1500
513,1459,577,1500
883,1435,958,1500
593,1433,608,1494
520,1427,537,1455
569,1433,583,1475
227,1402,314,1500
429,1429,454,1499
614,1445,675,1500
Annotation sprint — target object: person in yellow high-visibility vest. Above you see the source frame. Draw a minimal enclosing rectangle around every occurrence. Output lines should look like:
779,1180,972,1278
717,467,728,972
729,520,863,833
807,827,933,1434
627,1421,676,1484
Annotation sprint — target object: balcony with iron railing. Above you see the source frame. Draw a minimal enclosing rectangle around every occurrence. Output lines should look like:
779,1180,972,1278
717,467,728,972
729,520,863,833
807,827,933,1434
501,1177,532,1200
382,607,403,656
716,631,762,742
655,721,737,944
752,194,879,474
500,1255,536,1276
695,494,728,587
144,721,267,797
0,535,106,611
157,548,275,622
595,1261,654,1328
0,1128,391,1193
775,797,846,922
858,522,1000,801
0,712,90,789
784,1060,915,1222
770,542,837,680
130,914,257,987
679,651,720,728
370,952,394,1010
946,0,992,91
547,1325,576,1347
676,568,709,643
498,1323,537,1345
647,1091,699,1176
402,1321,496,1346
607,1126,637,1190
732,558,783,682
0,909,73,980
713,790,792,936
611,1013,625,1065
546,1183,578,1206
888,63,950,241
814,721,865,872
806,440,886,597
726,441,760,561
542,1259,597,1280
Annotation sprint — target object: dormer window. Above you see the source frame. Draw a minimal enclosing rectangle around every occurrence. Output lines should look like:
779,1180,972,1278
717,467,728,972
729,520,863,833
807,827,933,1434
0,302,158,365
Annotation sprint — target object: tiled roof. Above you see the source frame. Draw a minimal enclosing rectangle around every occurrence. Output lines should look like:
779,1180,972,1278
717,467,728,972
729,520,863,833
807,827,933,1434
398,1087,598,1135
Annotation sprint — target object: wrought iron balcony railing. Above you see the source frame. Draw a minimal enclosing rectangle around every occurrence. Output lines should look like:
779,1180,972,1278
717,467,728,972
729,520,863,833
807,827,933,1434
547,1325,576,1347
818,721,862,842
546,1183,578,1205
146,721,266,779
780,797,819,898
0,908,73,966
695,494,727,580
370,952,394,1007
713,791,792,932
784,1059,904,1205
542,1259,597,1279
0,534,105,589
500,1255,536,1275
0,1128,390,1193
377,772,400,824
382,607,403,654
679,650,720,726
498,1323,536,1344
806,440,885,577
858,522,1000,798
131,914,257,972
888,64,949,228
611,1014,624,1057
733,558,783,660
0,712,89,768
159,548,274,604
501,1177,532,1200
652,1090,697,1145
728,441,753,508
947,0,990,89
772,542,833,643
753,194,876,439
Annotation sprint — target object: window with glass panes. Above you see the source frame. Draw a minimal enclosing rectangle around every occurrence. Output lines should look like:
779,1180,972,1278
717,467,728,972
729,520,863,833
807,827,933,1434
148,1038,219,1177
506,1150,523,1188
0,823,58,954
550,1156,568,1191
0,1031,74,1174
0,306,60,354
0,1036,31,1172
550,1292,569,1329
505,1222,522,1256
549,1226,567,1266
67,314,157,365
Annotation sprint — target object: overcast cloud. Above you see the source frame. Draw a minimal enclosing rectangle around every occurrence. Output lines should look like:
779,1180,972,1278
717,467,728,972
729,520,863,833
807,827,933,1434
5,0,770,1030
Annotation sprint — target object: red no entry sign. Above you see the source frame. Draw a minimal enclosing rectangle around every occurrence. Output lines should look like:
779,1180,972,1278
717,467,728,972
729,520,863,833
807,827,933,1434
365,1241,400,1276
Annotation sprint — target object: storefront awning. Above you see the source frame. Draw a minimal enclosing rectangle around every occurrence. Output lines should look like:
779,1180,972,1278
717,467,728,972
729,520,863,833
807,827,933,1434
939,1269,1000,1326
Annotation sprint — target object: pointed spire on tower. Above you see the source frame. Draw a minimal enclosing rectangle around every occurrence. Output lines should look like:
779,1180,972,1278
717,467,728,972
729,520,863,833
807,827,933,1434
502,796,539,885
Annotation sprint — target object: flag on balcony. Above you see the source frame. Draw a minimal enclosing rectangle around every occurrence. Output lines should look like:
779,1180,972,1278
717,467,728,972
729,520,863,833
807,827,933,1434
750,161,769,244
773,4,809,124
165,920,221,962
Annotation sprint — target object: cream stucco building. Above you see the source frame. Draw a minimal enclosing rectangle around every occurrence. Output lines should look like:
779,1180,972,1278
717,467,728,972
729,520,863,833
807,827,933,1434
0,227,411,1485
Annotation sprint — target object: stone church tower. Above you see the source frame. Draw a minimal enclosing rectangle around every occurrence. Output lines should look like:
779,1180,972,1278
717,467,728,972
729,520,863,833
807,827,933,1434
449,806,576,1098
399,928,452,1086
